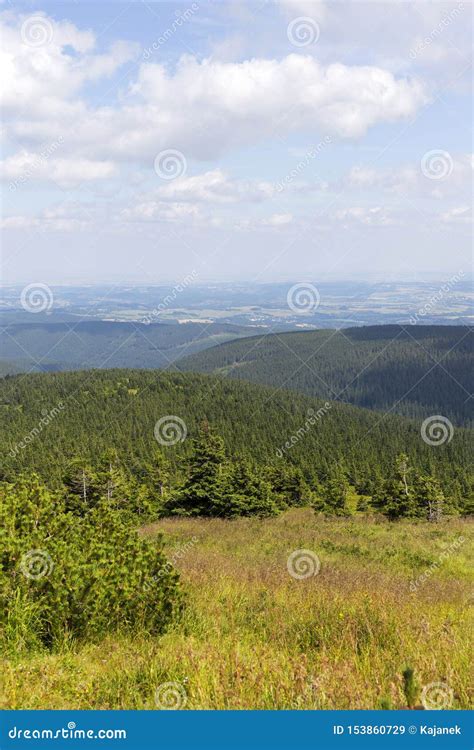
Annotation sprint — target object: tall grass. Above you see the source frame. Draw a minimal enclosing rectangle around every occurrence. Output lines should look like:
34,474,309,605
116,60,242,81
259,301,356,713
1,510,472,709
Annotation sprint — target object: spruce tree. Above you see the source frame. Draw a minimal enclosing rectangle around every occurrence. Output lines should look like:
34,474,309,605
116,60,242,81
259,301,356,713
224,459,278,517
413,474,445,521
324,468,349,515
166,423,228,516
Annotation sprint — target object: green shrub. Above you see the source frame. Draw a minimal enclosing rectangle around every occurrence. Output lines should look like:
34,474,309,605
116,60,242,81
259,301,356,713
0,476,182,653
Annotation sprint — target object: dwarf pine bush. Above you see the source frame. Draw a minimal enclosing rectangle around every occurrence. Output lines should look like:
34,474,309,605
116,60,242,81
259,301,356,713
0,476,182,653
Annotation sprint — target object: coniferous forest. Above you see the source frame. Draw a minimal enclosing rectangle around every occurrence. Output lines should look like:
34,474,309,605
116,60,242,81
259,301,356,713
1,367,473,517
1,328,473,711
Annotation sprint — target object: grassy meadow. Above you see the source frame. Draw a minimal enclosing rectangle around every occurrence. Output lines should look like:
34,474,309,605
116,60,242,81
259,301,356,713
1,509,472,710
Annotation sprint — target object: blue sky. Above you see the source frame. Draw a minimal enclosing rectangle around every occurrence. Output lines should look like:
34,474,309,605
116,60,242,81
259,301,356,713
1,0,472,283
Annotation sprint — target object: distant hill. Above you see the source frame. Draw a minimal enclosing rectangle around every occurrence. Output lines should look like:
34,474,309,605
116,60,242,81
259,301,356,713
0,320,257,372
0,360,25,377
179,325,473,426
1,369,472,496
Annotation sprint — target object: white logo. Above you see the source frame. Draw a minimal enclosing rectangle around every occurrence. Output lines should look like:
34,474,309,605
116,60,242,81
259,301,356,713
421,415,453,446
154,416,187,446
21,16,54,47
287,17,320,47
154,150,187,180
154,681,187,709
421,682,453,710
20,283,53,314
287,549,321,580
20,549,54,580
421,150,453,180
287,283,320,314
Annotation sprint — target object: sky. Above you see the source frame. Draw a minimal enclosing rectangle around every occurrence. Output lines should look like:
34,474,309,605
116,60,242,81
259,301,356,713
1,0,472,284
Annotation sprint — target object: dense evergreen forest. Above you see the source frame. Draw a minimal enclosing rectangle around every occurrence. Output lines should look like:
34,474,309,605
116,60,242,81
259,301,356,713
0,319,254,372
1,369,472,518
179,325,473,426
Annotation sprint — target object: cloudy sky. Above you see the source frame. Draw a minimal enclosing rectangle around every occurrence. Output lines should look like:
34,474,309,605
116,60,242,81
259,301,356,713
1,0,472,283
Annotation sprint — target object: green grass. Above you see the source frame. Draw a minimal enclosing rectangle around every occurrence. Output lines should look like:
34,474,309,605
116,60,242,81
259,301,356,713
1,510,472,709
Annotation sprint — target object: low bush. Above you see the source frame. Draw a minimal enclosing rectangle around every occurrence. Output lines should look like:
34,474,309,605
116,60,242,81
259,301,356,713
0,476,182,653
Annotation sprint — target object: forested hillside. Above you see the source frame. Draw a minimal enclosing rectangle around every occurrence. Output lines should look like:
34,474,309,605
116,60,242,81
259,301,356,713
179,325,473,426
0,319,255,372
1,370,472,516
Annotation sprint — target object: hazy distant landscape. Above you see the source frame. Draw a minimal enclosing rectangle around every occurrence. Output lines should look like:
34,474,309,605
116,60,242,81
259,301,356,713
0,280,472,374
2,280,472,327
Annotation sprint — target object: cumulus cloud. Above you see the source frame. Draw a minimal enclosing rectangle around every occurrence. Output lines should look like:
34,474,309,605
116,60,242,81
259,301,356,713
0,150,118,188
1,10,428,174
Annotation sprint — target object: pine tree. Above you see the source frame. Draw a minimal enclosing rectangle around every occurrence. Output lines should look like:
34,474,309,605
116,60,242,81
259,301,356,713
374,454,418,519
63,459,97,514
224,459,278,517
413,474,445,521
166,423,228,516
324,468,349,515
264,464,308,508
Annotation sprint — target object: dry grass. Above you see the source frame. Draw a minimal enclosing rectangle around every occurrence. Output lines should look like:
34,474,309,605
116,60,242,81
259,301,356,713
1,509,472,709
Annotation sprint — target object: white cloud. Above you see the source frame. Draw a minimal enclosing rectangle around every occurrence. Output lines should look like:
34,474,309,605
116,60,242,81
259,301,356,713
278,0,327,22
1,13,137,121
1,200,97,231
120,201,204,224
1,150,118,188
1,11,428,171
440,205,472,224
128,55,427,154
333,206,396,227
153,169,277,203
343,153,473,199
277,0,471,83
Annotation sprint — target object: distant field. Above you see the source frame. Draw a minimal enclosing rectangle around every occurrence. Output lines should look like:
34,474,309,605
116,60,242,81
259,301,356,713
2,509,471,710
